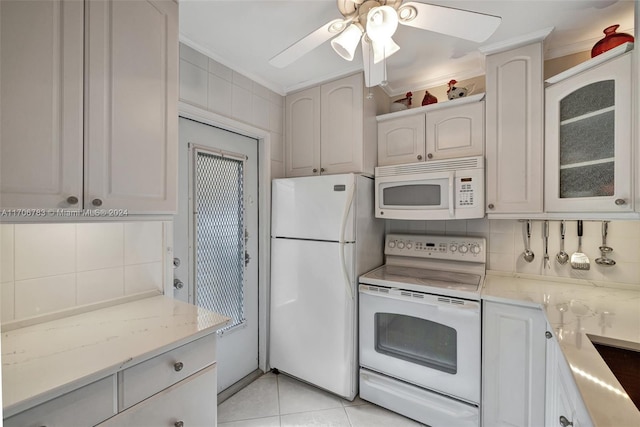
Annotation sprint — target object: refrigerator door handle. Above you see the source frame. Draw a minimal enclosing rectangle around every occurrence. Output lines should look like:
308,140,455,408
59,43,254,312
339,174,356,299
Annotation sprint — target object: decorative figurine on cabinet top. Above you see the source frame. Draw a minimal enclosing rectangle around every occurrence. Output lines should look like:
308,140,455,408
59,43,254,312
446,79,475,100
591,24,634,57
422,90,438,106
390,91,413,112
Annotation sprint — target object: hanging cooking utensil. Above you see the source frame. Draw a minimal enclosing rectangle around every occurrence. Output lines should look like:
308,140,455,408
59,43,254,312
543,220,550,269
571,220,590,270
556,220,569,265
595,221,616,266
522,219,534,263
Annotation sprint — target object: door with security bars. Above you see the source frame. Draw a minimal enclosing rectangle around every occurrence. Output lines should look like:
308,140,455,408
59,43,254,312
176,117,258,393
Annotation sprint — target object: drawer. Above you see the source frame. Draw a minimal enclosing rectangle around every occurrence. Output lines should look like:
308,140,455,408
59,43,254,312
4,375,116,427
100,363,217,427
119,332,216,409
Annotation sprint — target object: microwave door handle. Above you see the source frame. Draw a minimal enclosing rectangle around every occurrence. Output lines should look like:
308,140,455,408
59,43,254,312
448,171,455,218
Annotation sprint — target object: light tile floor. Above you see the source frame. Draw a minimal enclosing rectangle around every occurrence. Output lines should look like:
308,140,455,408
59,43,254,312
218,372,426,427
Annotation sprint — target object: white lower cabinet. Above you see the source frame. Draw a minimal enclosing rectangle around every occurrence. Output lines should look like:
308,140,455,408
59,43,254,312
3,375,117,427
482,301,547,427
545,337,594,427
3,333,218,426
100,364,217,427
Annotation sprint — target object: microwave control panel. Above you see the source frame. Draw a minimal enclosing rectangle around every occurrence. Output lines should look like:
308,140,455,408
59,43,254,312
456,176,479,208
385,233,486,263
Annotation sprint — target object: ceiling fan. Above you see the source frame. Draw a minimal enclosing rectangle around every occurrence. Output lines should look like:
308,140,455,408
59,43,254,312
269,0,501,87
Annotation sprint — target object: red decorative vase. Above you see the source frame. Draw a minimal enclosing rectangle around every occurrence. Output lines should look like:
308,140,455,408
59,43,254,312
591,24,634,58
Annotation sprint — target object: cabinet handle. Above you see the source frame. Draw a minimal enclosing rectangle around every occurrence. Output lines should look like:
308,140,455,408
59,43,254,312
173,279,183,290
174,361,184,372
427,153,433,159
92,198,103,207
174,422,184,427
320,168,325,173
615,198,626,205
66,196,79,205
559,415,573,426
487,203,495,210
312,168,318,173
545,331,552,339
417,155,423,160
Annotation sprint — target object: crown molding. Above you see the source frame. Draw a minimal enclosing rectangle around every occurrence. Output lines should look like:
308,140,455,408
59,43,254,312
479,27,555,56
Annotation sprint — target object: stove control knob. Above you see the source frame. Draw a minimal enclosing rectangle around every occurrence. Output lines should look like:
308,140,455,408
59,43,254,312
449,244,457,252
458,244,469,254
388,240,396,248
406,242,413,249
470,244,481,255
397,241,405,249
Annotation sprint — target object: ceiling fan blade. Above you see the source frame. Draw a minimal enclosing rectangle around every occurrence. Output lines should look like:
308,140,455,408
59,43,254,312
269,19,350,68
398,2,501,43
361,36,385,87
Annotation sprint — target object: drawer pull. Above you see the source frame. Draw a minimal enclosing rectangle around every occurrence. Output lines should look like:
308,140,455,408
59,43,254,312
174,362,184,372
174,421,184,427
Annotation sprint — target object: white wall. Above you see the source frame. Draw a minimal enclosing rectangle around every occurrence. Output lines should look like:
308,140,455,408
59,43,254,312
0,221,169,323
387,219,640,286
178,43,285,179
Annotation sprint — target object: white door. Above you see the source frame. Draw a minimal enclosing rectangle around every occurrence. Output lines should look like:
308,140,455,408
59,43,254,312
176,117,258,392
271,174,356,242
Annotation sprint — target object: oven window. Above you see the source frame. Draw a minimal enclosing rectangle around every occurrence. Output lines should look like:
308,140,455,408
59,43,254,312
375,313,457,374
383,184,441,207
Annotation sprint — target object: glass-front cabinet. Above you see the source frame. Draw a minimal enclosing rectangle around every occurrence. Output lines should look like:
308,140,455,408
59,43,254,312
545,52,633,212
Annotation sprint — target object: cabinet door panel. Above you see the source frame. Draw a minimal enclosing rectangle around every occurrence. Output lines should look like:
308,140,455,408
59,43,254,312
545,53,632,212
426,102,484,160
485,43,544,213
86,0,177,213
285,86,320,177
483,301,546,427
0,0,83,209
320,73,363,174
377,115,425,166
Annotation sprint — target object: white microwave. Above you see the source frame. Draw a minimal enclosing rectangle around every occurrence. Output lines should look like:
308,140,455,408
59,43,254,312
375,156,485,220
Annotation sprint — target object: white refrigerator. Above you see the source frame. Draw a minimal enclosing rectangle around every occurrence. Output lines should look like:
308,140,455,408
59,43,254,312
269,173,384,400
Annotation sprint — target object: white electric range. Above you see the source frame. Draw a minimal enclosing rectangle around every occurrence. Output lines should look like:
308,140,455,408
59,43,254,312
358,233,486,427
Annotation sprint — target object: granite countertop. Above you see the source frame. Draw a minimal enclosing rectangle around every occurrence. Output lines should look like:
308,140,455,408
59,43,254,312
482,273,640,426
1,295,230,418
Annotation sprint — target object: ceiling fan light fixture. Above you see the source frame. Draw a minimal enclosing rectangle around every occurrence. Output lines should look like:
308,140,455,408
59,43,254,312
366,5,399,42
372,37,400,64
331,24,364,61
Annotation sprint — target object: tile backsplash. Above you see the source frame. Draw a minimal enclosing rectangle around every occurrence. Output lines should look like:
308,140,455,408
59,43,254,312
0,221,170,323
387,219,640,286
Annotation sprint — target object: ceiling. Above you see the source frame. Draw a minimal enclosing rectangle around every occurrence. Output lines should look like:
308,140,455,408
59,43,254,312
179,1,635,96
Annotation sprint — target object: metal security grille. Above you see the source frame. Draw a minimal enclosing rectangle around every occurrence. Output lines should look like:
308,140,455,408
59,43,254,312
194,149,245,332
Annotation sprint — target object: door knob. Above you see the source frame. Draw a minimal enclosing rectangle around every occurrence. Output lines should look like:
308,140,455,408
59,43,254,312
66,196,79,205
488,204,495,209
92,198,103,207
427,153,433,159
312,168,318,173
417,154,423,160
174,279,184,290
615,198,626,205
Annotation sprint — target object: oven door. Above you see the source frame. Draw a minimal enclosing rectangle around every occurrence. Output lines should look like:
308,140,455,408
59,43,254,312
359,284,480,404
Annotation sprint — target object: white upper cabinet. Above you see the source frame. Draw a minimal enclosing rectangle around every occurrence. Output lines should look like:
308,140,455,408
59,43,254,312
0,0,84,209
377,95,484,167
485,41,545,214
85,0,178,212
285,86,321,177
285,73,376,177
545,52,633,213
0,0,178,213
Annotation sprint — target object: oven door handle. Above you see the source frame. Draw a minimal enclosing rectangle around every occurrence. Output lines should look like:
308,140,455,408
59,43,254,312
359,287,480,311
